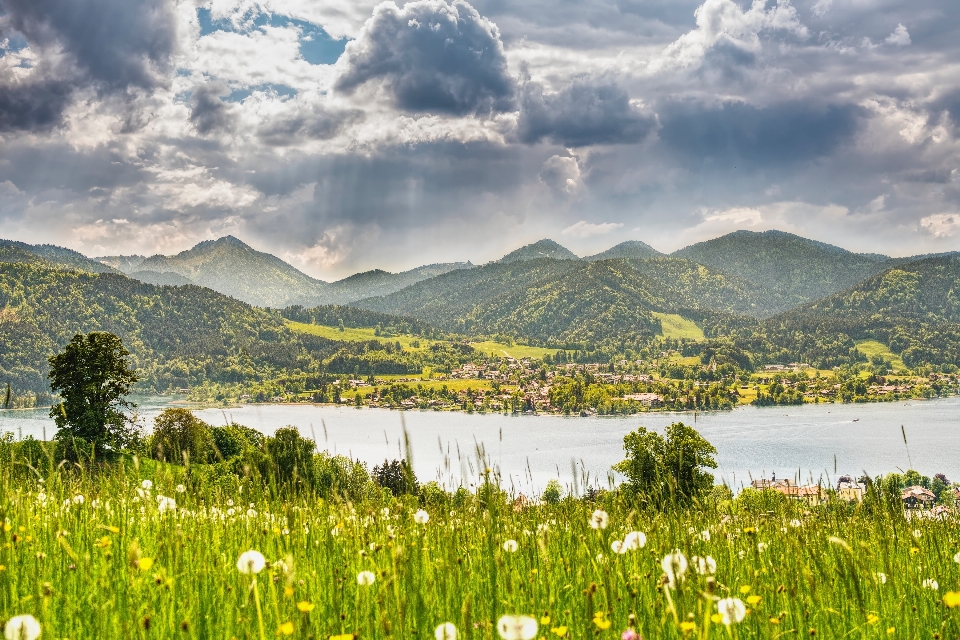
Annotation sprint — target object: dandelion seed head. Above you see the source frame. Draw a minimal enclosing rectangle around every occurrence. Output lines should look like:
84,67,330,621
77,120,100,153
357,570,376,586
589,510,609,530
435,622,457,640
700,530,711,541
175,484,186,494
622,531,646,551
611,540,623,553
503,539,518,553
414,509,430,524
922,578,939,590
140,480,153,490
693,555,717,575
496,615,537,640
716,597,747,625
757,542,767,553
72,495,84,505
661,551,688,587
157,496,176,514
877,572,887,584
4,614,41,640
236,550,266,575
789,519,802,528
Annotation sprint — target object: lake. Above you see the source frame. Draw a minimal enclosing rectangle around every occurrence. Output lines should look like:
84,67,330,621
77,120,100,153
4,398,959,494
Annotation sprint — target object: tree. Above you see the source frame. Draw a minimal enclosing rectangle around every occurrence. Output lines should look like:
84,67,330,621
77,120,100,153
151,408,214,464
613,422,717,504
48,332,140,453
542,479,563,504
373,459,419,496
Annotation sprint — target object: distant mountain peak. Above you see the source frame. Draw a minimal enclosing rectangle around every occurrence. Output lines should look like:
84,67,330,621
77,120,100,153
498,239,579,263
192,235,253,252
586,240,662,262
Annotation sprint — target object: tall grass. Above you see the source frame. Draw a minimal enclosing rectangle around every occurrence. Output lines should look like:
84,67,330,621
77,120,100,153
0,445,958,638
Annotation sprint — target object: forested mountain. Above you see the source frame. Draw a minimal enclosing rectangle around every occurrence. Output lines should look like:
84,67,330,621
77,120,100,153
497,239,579,263
130,236,327,308
97,255,146,272
358,257,763,344
0,239,118,274
586,240,662,261
127,270,195,287
672,230,891,316
757,255,960,367
320,262,474,304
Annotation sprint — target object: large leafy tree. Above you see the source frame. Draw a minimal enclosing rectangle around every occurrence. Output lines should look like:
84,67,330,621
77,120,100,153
614,422,717,504
48,332,140,453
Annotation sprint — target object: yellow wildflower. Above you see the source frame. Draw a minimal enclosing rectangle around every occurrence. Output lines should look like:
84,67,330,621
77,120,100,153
680,621,696,632
3,522,10,532
550,626,568,636
278,621,294,636
104,526,120,534
746,595,761,605
138,557,154,571
867,614,879,625
284,586,294,597
710,614,724,624
94,536,112,548
592,612,611,630
297,601,315,613
739,585,752,594
743,526,756,534
540,616,550,625
329,635,355,640
768,618,780,624
944,592,960,608
886,628,895,634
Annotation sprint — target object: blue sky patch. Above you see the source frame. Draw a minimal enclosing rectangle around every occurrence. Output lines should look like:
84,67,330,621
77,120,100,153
197,8,348,65
225,83,298,103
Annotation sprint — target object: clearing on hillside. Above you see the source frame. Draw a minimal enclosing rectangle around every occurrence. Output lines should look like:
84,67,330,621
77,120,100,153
652,312,704,340
855,339,906,371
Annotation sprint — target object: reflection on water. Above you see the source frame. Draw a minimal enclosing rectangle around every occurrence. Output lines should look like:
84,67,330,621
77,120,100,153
3,397,959,494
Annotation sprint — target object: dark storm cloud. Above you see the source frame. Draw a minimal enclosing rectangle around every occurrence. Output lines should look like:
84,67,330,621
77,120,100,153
0,79,73,132
335,0,516,116
3,0,178,91
656,100,865,168
517,77,657,147
189,81,234,135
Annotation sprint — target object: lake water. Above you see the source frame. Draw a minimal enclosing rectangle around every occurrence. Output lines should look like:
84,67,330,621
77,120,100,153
4,398,959,494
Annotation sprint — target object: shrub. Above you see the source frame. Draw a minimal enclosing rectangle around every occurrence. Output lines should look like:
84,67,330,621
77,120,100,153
210,424,264,460
264,427,316,491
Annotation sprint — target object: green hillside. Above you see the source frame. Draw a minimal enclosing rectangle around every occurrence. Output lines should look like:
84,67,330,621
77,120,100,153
756,255,960,368
0,239,119,274
357,257,762,344
320,262,473,304
673,230,891,316
135,236,328,308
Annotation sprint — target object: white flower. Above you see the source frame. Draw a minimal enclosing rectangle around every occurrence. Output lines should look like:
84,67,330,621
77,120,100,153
246,509,257,518
357,571,376,586
789,519,802,528
236,550,266,575
435,623,457,640
737,550,746,559
226,499,234,507
589,509,609,530
72,494,84,505
877,572,887,584
175,484,186,494
141,480,153,490
227,508,236,517
503,539,518,553
757,542,768,553
4,614,41,640
611,540,623,553
596,553,605,563
700,530,711,541
273,560,291,575
913,529,922,539
616,531,646,553
157,496,176,514
35,493,46,505
716,598,747,625
661,550,688,587
687,526,696,534
954,552,960,564
414,509,430,524
693,555,717,575
330,526,340,537
922,578,939,590
381,507,390,517
496,615,538,640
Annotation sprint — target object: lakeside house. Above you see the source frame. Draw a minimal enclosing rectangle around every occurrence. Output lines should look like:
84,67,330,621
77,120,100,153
836,476,866,502
750,478,824,505
902,485,937,509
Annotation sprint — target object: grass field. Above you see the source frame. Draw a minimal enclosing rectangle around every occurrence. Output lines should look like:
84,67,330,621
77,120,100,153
653,313,704,341
856,340,906,371
468,341,559,360
285,321,432,350
2,454,959,639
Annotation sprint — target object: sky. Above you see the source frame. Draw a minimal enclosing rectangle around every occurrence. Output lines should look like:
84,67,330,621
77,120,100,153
0,0,958,279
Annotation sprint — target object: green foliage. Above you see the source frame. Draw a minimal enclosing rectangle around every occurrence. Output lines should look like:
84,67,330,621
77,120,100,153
264,427,317,492
47,332,140,453
372,459,419,496
150,408,214,464
613,422,718,505
210,424,264,460
542,478,563,504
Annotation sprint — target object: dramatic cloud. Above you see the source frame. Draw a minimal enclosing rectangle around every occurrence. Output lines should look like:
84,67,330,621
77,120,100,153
335,0,515,115
518,77,657,147
0,0,958,274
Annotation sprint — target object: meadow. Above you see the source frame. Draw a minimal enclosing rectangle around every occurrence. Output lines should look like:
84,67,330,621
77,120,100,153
2,446,960,639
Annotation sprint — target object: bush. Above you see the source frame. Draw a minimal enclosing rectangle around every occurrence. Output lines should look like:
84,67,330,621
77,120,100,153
210,424,264,460
150,408,214,464
315,453,371,501
373,459,418,496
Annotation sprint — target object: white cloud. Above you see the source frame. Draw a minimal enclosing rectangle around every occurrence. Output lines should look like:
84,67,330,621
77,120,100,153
561,220,623,237
885,24,911,47
920,213,959,238
539,155,582,197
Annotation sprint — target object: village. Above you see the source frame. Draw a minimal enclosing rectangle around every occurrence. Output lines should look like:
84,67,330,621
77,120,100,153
749,474,957,514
